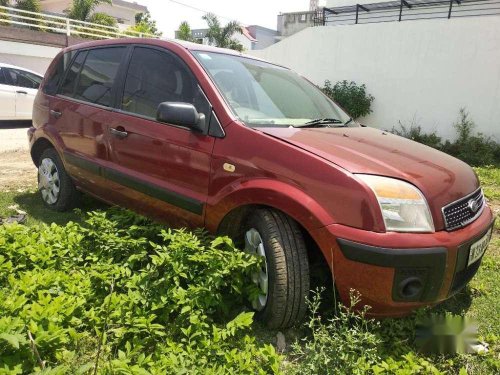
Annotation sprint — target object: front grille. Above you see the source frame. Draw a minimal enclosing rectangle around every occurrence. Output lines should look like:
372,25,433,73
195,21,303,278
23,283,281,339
442,188,485,231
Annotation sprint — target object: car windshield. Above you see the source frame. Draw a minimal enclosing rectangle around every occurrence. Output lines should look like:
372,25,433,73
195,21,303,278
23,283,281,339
193,51,352,128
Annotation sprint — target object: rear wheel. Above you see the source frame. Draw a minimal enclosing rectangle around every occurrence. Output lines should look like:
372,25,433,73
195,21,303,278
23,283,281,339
244,209,310,328
38,148,79,211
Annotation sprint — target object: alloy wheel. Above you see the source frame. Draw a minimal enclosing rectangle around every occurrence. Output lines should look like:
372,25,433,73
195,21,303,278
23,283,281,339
244,228,269,311
38,158,61,205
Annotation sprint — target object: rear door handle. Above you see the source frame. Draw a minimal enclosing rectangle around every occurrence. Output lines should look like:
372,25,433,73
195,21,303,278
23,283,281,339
50,109,62,118
16,90,28,94
109,127,128,138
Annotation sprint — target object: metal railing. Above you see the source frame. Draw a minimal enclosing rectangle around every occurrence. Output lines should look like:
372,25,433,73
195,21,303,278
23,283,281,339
0,5,158,40
317,0,500,26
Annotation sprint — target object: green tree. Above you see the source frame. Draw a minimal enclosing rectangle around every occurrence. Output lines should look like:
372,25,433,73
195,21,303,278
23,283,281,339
89,11,116,27
129,11,161,36
0,0,10,7
67,0,111,21
15,0,41,29
202,13,243,51
177,20,193,42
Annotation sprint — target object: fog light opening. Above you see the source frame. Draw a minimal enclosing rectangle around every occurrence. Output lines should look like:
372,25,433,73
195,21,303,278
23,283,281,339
399,277,423,299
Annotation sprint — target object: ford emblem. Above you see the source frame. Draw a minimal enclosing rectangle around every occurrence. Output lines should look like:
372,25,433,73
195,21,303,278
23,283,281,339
468,199,480,213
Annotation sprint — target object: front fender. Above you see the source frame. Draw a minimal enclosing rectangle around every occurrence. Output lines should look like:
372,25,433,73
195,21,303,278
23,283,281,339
205,178,335,234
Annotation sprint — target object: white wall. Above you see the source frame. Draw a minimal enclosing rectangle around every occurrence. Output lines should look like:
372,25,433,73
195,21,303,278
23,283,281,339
0,40,60,74
250,17,500,141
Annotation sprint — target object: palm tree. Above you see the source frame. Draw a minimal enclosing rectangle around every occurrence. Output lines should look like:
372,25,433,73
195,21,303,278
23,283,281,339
177,21,193,42
67,0,112,22
202,13,243,51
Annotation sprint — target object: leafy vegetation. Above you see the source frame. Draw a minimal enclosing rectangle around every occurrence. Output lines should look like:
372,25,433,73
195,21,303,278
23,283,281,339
0,169,498,374
15,0,42,29
321,80,375,119
66,0,111,22
202,13,243,51
0,208,280,373
176,20,195,42
126,11,161,37
392,108,500,167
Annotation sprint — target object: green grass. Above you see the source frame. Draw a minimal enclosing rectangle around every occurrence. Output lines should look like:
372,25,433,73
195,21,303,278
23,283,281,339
0,168,498,374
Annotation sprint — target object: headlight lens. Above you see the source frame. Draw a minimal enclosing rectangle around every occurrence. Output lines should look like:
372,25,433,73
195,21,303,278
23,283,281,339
357,175,435,233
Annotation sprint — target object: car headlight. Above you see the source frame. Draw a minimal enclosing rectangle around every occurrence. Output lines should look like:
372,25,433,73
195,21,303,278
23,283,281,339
357,175,435,233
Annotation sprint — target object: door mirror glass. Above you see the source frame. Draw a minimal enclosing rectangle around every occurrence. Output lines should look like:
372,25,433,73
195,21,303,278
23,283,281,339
157,102,206,133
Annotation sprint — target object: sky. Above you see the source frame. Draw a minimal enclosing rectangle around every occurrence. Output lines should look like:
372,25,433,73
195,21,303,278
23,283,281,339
136,0,326,38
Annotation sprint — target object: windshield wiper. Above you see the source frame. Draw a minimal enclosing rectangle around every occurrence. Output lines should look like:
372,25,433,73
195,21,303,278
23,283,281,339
295,118,344,128
344,117,354,126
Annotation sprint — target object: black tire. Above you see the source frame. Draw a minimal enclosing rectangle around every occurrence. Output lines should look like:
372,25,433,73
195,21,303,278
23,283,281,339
38,148,79,211
244,209,310,328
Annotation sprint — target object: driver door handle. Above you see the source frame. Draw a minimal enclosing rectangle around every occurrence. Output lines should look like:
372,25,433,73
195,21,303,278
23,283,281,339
109,127,128,138
16,90,28,94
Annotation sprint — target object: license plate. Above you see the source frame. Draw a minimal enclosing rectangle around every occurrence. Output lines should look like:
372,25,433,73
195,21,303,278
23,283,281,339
468,228,493,267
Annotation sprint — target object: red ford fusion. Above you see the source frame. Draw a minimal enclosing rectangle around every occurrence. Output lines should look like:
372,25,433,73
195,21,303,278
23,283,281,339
29,38,495,328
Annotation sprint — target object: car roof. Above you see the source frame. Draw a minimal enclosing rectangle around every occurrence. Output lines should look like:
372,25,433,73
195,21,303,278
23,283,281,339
62,37,283,68
0,62,43,77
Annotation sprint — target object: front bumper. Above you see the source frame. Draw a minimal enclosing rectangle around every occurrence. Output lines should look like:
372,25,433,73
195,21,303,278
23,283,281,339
312,206,495,317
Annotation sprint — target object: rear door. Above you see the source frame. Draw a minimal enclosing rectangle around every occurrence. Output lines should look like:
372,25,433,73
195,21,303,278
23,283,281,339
4,68,41,119
52,46,127,199
0,67,17,120
107,46,215,227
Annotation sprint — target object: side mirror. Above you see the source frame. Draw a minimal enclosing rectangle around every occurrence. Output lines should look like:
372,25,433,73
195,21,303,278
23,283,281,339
157,102,206,133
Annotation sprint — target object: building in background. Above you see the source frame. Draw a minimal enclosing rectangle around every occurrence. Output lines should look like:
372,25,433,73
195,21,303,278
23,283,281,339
176,25,278,51
38,0,148,30
277,11,317,39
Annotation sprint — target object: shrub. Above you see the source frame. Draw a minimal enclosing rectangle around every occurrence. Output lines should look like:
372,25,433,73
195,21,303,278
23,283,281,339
286,289,446,375
0,209,281,374
441,109,500,167
392,108,500,167
287,289,382,374
321,80,374,119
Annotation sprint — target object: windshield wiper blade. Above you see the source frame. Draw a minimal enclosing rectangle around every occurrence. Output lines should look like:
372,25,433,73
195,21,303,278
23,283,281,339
295,118,344,128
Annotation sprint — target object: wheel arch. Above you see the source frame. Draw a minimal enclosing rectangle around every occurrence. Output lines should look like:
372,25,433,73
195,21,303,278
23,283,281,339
215,202,331,281
31,137,56,166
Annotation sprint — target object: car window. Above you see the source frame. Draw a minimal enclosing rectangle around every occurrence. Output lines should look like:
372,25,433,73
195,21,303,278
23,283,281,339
43,51,75,95
60,51,86,97
4,68,42,89
0,68,6,85
73,47,126,107
121,47,210,120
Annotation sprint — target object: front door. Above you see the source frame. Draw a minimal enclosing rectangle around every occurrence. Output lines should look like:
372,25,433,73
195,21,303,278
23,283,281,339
0,67,16,120
107,46,215,228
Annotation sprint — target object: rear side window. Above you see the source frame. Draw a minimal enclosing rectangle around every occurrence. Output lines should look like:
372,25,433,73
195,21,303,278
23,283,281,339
73,47,126,107
121,47,208,119
60,52,86,97
43,51,75,95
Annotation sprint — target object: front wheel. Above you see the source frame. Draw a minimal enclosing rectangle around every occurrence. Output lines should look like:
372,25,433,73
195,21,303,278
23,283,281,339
244,209,310,328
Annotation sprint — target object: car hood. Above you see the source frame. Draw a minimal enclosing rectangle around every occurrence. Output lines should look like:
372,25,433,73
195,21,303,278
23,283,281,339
261,126,479,229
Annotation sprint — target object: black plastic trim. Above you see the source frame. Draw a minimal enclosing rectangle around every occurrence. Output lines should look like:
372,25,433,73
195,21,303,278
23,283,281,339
337,238,447,302
448,220,495,296
63,151,203,215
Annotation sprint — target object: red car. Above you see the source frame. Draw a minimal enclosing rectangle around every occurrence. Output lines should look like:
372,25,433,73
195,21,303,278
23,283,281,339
29,38,495,328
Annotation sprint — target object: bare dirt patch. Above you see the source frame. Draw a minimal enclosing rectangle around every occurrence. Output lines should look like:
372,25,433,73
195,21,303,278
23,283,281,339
0,149,36,191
